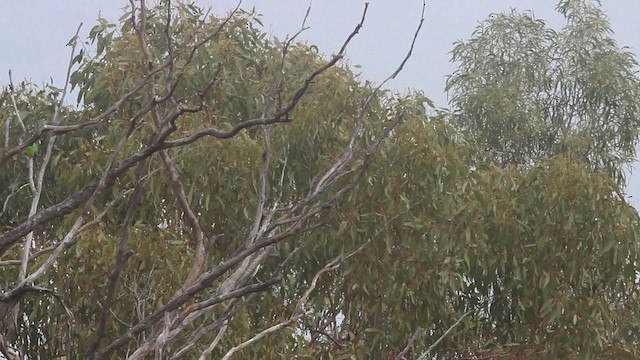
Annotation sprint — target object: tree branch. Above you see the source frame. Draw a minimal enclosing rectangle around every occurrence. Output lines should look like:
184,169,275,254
417,310,474,360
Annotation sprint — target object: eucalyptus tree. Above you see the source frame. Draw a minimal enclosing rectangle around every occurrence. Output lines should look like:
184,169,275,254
0,1,427,358
446,0,640,184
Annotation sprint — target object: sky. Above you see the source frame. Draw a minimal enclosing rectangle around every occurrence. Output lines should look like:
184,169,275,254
1,0,639,204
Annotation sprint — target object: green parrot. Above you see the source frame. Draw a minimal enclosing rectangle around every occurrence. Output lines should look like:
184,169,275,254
24,143,38,158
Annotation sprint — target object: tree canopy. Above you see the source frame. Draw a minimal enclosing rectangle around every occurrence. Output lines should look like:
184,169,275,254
1,0,639,359
446,0,640,184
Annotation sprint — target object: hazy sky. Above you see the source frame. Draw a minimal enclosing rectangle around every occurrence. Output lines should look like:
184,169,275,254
2,0,639,203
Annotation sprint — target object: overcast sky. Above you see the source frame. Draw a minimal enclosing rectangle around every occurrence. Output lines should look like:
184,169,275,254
2,0,639,204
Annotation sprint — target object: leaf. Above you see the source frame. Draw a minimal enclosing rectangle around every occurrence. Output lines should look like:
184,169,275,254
564,210,575,231
539,272,550,290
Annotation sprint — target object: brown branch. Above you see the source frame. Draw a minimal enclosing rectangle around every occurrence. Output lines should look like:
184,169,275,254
306,325,345,349
158,248,302,357
120,276,280,360
217,223,367,359
84,162,148,359
137,0,208,292
82,17,157,352
174,275,280,329
164,2,369,147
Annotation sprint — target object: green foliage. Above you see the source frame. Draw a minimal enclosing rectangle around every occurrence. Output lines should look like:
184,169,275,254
446,0,640,184
289,123,640,359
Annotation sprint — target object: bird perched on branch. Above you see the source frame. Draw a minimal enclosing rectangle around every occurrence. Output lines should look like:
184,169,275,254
24,143,38,158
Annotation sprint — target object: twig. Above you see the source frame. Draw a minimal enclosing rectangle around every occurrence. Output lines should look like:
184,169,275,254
417,310,474,360
381,0,426,87
1,184,29,216
7,71,27,133
220,313,307,360
396,326,423,360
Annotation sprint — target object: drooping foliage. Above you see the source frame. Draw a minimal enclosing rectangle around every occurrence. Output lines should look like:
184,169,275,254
446,0,640,184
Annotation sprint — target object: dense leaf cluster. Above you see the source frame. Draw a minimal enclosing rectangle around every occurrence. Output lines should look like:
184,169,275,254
447,0,640,184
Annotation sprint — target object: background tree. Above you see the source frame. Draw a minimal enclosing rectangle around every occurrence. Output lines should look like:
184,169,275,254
2,0,640,359
446,0,640,184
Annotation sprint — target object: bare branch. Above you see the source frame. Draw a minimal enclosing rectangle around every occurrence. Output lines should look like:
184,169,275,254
417,310,474,360
1,184,29,217
197,324,228,360
379,0,426,88
7,71,27,133
219,313,307,360
245,122,272,247
171,296,250,358
396,326,423,360
18,23,84,282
